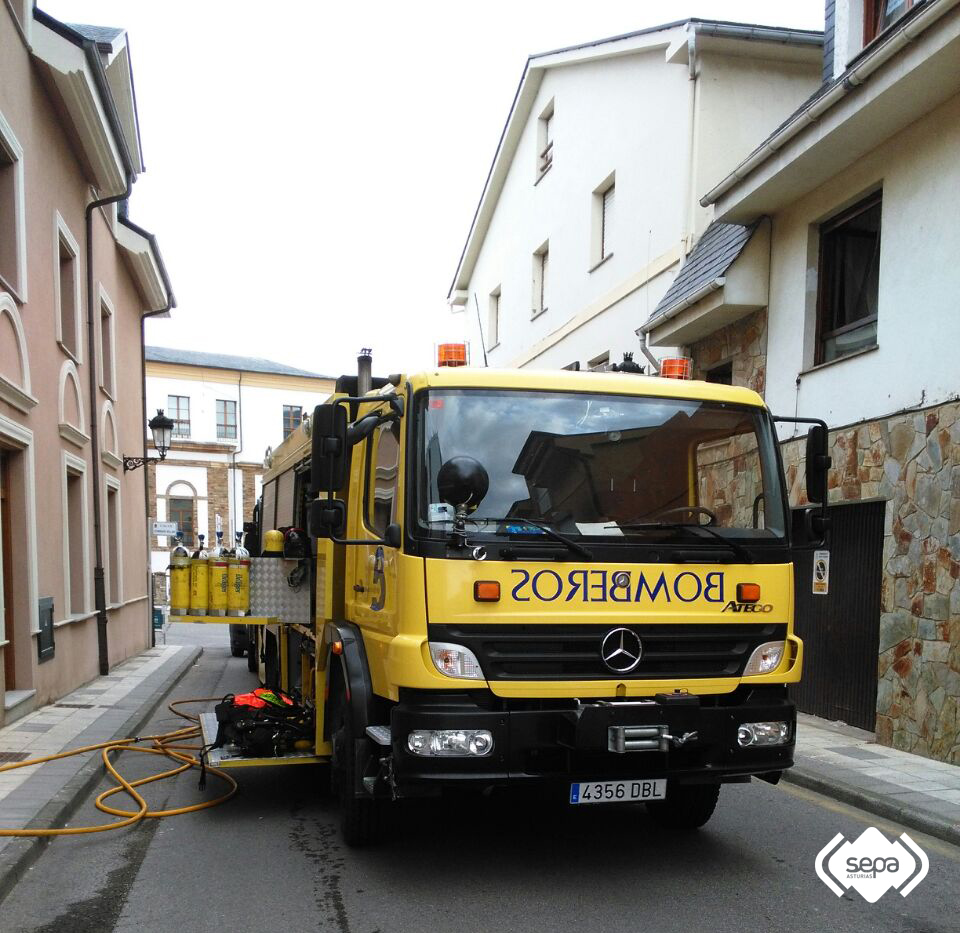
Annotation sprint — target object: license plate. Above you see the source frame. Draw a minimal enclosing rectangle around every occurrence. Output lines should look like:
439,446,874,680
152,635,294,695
570,779,666,804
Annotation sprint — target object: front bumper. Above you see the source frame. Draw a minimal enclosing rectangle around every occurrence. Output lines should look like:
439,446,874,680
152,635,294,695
388,687,794,792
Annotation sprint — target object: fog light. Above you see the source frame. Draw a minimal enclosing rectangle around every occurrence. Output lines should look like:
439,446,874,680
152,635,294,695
737,721,790,747
407,729,495,757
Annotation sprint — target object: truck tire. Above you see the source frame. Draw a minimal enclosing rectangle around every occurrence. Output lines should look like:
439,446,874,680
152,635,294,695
228,624,248,658
645,782,720,829
330,689,383,846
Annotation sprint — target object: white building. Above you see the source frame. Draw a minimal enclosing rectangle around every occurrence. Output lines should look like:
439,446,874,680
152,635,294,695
644,0,960,761
144,347,334,573
448,18,823,372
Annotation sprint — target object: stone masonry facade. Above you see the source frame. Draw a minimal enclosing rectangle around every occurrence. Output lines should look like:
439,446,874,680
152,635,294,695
148,459,262,548
781,402,960,763
690,308,767,396
690,309,959,763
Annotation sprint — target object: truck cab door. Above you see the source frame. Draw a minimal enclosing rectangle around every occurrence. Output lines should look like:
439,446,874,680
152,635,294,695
347,420,402,658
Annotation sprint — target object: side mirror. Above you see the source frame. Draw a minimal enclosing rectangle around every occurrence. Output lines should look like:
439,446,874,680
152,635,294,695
311,403,348,494
309,498,346,539
805,424,831,505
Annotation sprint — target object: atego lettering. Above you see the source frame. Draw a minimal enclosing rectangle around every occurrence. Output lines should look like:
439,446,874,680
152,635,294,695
509,569,724,604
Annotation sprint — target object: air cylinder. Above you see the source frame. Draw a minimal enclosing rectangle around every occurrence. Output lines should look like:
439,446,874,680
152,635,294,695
228,531,250,617
169,532,191,616
189,534,209,616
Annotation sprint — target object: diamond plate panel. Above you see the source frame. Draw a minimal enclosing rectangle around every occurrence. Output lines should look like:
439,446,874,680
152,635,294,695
248,558,311,622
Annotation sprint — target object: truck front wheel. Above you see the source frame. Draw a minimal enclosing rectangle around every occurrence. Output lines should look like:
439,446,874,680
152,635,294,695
330,691,384,846
645,782,720,829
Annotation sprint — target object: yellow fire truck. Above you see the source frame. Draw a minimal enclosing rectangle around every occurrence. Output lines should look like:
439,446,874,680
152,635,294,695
234,354,830,845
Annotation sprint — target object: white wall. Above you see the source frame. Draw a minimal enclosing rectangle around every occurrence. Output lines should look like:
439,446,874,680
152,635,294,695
467,51,689,371
463,41,820,373
145,372,332,465
765,91,960,431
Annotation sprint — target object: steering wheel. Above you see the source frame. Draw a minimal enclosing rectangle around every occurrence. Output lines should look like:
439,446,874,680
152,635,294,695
646,506,718,526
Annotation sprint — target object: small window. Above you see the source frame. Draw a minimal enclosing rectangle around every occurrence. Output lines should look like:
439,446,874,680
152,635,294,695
0,113,25,299
65,465,86,616
532,242,549,317
816,192,882,365
706,362,733,385
591,174,616,267
216,399,237,439
282,405,302,439
167,395,190,437
588,351,610,372
366,421,401,536
864,0,917,44
106,482,120,604
488,287,500,350
168,496,195,546
536,100,554,181
99,291,115,397
56,219,80,359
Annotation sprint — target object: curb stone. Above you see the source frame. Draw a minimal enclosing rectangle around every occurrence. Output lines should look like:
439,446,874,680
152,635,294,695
0,645,202,904
783,763,960,849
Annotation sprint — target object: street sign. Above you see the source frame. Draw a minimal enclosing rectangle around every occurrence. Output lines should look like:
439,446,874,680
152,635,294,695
812,549,830,595
153,520,178,536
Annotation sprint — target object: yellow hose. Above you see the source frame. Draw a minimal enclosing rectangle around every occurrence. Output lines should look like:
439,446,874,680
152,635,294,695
0,698,237,837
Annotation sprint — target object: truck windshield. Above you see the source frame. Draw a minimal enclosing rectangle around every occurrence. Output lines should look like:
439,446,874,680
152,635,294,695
415,389,786,542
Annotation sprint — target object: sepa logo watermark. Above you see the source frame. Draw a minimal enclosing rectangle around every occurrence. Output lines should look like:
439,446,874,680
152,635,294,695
816,827,929,903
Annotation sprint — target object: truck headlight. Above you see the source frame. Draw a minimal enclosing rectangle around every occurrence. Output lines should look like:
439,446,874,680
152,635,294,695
743,641,785,676
737,721,791,747
429,642,485,680
407,729,494,757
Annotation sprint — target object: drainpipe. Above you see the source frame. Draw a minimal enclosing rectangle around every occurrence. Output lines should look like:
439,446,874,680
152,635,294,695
230,372,244,544
86,183,131,674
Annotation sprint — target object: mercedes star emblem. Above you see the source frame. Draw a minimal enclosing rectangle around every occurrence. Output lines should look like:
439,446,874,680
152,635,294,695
600,627,643,674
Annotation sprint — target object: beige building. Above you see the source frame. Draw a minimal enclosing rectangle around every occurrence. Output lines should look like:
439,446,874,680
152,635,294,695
144,348,334,574
644,0,960,761
0,7,173,724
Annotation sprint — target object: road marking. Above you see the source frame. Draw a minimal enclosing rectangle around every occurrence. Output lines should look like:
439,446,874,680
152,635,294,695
776,781,960,861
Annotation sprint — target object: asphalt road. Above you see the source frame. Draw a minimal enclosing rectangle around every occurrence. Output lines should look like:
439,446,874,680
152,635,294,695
2,624,958,933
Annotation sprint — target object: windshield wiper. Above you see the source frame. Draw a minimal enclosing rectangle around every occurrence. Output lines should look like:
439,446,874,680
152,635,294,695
610,521,754,564
472,517,594,560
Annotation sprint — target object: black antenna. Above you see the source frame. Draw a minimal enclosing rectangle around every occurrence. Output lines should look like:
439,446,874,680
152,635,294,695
473,293,489,366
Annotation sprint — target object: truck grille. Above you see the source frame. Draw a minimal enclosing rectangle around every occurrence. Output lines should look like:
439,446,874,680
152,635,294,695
427,623,787,681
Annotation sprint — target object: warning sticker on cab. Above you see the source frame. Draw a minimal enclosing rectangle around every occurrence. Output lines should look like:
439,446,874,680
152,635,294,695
812,550,830,595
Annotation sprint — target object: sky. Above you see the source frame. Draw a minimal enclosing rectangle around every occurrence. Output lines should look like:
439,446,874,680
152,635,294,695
41,0,825,379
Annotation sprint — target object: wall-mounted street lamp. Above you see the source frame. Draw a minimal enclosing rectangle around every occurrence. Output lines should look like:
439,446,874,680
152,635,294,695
123,409,175,472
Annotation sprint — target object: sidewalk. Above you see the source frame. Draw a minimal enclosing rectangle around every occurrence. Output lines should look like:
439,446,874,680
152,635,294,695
0,639,201,900
789,713,960,846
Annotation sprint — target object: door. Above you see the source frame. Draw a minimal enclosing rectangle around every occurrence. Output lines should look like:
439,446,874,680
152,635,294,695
1,451,15,688
348,420,402,687
791,501,885,731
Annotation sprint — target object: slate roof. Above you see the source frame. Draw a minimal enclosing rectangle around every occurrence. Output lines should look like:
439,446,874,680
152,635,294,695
145,346,331,379
67,23,125,47
645,221,759,325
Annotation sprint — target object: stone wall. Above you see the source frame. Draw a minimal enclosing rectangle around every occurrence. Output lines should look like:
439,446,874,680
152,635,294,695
781,401,960,762
690,308,767,395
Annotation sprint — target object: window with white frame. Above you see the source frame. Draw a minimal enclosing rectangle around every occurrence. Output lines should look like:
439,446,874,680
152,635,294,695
105,478,121,605
63,455,88,617
0,111,26,300
99,289,115,398
532,242,549,317
167,395,190,437
216,399,237,439
591,173,616,268
282,405,302,439
536,100,554,181
56,217,81,360
488,286,500,350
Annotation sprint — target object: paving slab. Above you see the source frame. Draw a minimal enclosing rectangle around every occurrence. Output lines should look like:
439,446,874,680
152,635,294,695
787,712,960,847
0,643,201,901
